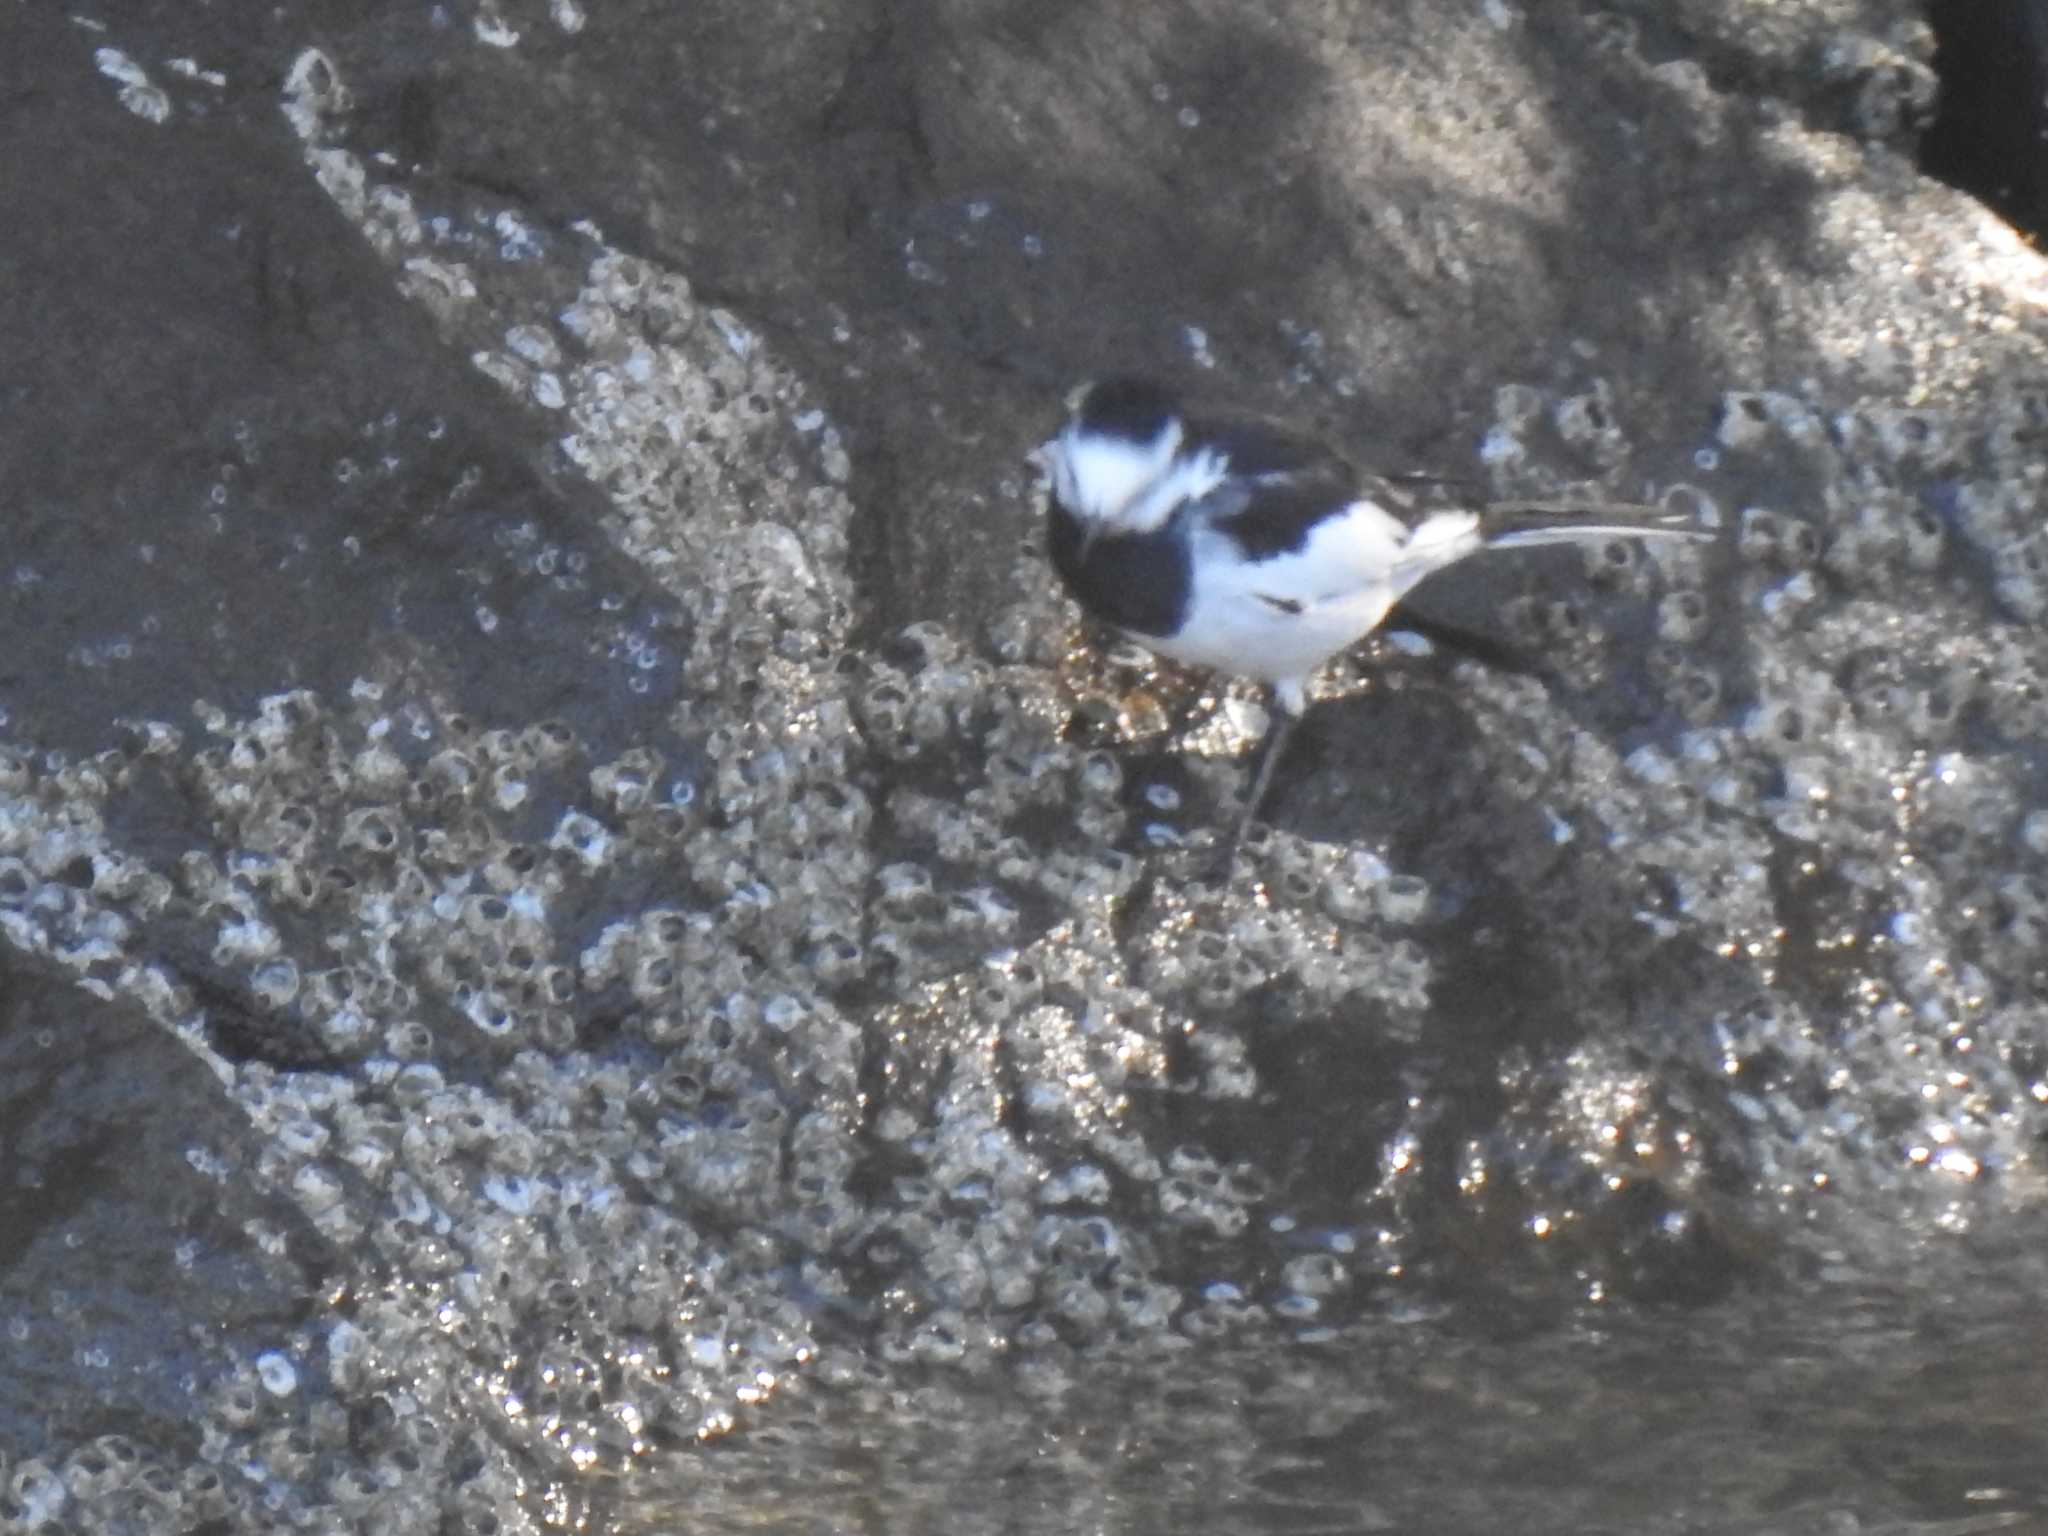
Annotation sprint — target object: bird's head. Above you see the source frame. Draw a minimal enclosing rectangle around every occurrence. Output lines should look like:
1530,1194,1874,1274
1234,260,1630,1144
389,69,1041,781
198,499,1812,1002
1029,378,1188,535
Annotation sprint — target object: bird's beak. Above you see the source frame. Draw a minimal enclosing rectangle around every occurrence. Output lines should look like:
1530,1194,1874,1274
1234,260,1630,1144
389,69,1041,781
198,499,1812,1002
1025,445,1048,479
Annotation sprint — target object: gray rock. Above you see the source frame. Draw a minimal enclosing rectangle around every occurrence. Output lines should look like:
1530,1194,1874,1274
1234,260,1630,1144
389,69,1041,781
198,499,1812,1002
3,4,2044,1533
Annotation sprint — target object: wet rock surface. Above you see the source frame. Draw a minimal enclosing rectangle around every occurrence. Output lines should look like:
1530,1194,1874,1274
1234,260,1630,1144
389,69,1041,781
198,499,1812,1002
4,3,2048,1533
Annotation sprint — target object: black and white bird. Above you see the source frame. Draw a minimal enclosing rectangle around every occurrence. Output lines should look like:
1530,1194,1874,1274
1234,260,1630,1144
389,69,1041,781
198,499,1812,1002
1029,376,1710,852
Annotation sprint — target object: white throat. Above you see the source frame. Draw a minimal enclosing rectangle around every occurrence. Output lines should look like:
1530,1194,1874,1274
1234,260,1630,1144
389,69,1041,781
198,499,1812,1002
1046,421,1225,536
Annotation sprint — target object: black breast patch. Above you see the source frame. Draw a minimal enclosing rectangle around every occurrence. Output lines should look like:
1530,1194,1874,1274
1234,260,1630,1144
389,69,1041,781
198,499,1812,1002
1046,499,1191,639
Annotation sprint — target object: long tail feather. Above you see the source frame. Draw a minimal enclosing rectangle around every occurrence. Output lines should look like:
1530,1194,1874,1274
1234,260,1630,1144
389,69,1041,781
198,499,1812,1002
1478,501,1714,550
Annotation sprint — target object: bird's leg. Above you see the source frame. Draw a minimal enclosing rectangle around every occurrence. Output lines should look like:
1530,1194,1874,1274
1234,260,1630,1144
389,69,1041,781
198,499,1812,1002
1227,702,1301,859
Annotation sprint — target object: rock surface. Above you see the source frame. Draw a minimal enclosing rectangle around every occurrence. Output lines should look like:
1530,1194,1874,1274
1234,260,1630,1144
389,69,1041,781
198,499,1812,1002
4,3,2047,1533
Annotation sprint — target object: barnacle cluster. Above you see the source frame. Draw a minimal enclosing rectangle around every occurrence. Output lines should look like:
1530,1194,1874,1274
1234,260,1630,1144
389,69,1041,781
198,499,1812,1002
10,15,2048,1533
16,346,2048,1527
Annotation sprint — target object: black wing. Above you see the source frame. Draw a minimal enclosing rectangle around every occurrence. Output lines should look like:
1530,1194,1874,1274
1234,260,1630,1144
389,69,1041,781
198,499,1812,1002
1180,409,1370,561
1184,411,1349,482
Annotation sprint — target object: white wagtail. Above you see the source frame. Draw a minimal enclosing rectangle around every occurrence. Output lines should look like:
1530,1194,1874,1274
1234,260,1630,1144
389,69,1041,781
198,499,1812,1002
1028,376,1711,853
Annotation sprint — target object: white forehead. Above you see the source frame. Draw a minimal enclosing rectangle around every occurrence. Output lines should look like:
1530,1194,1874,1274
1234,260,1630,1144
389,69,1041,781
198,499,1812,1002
1049,419,1185,524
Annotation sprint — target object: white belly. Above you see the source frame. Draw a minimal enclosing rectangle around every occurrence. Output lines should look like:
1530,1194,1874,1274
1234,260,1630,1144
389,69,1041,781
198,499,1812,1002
1149,577,1398,694
1140,499,1480,709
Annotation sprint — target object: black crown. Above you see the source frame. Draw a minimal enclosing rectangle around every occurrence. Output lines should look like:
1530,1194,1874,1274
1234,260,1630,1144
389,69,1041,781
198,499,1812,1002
1073,376,1181,444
